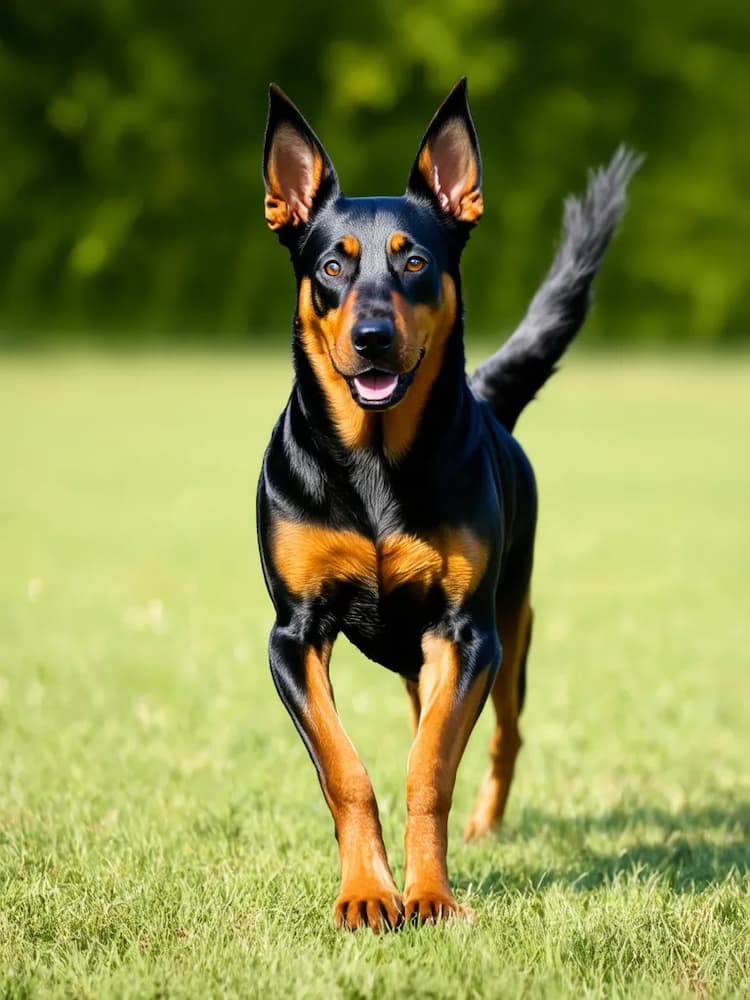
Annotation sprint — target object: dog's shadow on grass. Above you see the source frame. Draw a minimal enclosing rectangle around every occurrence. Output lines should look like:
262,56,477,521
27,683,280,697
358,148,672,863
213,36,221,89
455,801,750,896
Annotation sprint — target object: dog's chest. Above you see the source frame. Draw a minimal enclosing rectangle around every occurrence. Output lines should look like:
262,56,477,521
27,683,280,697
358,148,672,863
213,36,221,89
272,518,487,607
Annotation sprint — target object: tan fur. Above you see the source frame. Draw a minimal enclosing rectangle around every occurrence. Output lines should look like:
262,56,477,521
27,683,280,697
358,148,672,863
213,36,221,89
403,635,489,922
264,124,325,230
273,519,488,605
389,231,408,254
384,273,457,459
417,120,484,224
302,644,401,930
297,279,375,449
341,234,361,257
463,591,532,841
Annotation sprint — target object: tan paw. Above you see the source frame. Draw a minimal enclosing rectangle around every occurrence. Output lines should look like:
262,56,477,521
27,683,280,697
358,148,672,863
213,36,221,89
334,882,403,932
404,888,475,925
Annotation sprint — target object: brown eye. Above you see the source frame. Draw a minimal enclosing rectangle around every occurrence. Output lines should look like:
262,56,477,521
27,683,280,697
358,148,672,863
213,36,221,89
405,256,426,273
323,260,342,277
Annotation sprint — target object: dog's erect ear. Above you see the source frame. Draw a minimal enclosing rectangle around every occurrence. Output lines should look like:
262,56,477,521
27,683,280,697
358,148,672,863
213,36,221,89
407,78,483,226
263,84,339,233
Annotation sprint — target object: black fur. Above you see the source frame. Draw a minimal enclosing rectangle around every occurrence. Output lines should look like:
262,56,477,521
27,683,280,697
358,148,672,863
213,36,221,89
256,80,638,928
471,147,642,431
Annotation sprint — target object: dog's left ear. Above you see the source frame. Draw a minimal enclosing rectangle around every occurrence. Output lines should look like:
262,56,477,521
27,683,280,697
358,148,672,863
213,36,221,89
263,84,339,234
407,77,483,226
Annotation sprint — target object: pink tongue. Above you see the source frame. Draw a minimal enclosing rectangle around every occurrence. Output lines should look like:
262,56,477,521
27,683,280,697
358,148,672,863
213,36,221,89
354,372,399,402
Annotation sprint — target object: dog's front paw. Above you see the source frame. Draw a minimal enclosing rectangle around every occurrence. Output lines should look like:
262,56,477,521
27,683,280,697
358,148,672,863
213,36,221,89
404,886,475,925
334,880,403,932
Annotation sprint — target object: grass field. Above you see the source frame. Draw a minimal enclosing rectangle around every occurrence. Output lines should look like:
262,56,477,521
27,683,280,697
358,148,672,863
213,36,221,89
1,352,748,998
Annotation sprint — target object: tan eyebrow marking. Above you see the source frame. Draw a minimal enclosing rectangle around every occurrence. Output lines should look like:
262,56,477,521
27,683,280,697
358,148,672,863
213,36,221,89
389,232,409,254
340,235,361,257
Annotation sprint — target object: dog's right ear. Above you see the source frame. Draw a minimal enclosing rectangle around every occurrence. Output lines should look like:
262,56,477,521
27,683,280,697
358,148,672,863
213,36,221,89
263,85,339,236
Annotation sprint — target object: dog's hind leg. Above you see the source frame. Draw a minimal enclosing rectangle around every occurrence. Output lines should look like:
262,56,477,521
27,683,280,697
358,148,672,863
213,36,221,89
463,590,532,841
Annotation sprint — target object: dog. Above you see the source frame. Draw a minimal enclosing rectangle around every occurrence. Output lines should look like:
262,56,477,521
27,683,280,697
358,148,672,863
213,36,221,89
257,78,638,930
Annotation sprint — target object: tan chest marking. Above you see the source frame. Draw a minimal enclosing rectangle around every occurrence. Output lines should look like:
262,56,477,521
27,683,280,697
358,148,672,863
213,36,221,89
272,520,377,597
272,520,488,604
379,530,488,601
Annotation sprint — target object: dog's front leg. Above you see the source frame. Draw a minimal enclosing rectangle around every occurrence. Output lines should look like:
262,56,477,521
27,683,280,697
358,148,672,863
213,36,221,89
269,624,402,930
404,628,499,923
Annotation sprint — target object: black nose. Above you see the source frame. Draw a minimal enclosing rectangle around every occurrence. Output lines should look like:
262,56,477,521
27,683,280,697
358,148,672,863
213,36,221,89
351,318,394,360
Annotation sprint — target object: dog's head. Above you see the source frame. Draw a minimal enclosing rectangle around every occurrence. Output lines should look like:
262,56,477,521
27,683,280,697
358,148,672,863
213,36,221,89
263,80,482,418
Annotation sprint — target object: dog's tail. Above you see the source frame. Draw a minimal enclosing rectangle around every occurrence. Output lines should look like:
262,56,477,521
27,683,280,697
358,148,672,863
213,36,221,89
470,146,642,432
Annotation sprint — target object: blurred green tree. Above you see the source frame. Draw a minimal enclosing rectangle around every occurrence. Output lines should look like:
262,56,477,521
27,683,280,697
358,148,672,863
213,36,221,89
0,0,747,344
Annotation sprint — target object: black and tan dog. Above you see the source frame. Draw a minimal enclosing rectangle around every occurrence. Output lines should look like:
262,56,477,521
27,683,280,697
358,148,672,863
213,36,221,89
257,79,638,930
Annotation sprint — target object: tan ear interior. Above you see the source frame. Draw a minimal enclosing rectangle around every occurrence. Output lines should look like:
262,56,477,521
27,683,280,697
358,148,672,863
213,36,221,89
417,118,483,224
265,124,325,230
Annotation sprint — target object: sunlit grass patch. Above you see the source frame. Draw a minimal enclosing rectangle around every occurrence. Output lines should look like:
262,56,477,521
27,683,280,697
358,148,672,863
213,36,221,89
0,352,748,998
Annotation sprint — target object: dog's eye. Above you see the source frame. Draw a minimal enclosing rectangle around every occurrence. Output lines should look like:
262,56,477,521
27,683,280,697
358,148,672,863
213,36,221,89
405,256,426,273
323,260,342,278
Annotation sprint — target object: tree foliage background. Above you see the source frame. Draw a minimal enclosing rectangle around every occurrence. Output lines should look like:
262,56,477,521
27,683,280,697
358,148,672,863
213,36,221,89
1,0,747,345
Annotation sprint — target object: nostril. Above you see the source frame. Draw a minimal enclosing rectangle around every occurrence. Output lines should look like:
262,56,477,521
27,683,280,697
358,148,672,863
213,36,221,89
352,328,368,351
375,329,393,351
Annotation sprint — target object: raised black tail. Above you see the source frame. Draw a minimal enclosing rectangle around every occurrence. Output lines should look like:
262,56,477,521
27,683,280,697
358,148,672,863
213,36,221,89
471,146,642,431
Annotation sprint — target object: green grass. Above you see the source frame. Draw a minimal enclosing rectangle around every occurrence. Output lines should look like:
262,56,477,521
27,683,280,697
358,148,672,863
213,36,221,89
1,351,748,999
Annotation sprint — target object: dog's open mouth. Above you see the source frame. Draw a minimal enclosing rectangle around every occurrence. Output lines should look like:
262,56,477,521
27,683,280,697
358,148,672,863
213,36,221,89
354,372,399,403
345,352,425,411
